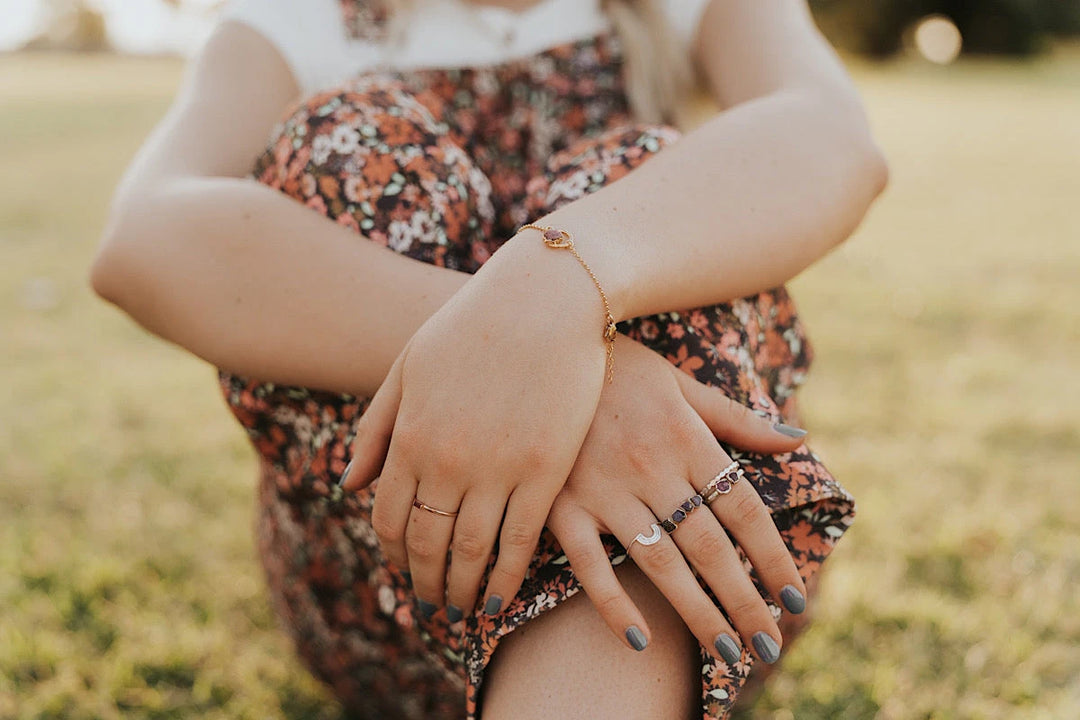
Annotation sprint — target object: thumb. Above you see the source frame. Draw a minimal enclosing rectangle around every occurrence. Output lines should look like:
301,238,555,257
669,367,808,454
340,350,406,491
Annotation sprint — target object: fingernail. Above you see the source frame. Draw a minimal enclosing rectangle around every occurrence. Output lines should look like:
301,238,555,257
417,599,437,619
483,595,503,616
772,423,807,439
626,626,648,652
714,633,741,665
336,459,354,487
752,632,781,664
780,585,806,614
446,604,463,623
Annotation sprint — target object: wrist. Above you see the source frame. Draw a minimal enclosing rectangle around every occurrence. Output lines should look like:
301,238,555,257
470,226,617,376
493,215,634,324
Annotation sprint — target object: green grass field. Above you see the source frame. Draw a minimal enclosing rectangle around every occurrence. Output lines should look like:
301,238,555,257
1,48,1078,719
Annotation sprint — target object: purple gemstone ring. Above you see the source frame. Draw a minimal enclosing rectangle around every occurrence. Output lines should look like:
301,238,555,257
700,462,744,505
657,492,705,535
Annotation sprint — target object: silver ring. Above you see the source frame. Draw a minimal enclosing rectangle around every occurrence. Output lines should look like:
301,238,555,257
624,523,663,556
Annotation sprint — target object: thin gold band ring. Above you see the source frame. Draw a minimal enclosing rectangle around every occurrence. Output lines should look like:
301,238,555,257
412,498,459,518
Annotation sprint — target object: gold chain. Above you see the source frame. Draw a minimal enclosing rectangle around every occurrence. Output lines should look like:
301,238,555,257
520,224,617,384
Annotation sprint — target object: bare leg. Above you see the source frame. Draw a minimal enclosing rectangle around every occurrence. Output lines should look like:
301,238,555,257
480,561,700,720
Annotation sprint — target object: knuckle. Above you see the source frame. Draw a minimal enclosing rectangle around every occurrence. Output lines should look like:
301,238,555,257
488,563,524,590
501,520,539,551
688,530,729,563
371,510,402,545
757,548,795,580
726,399,754,424
405,532,439,562
451,531,489,565
590,590,625,619
731,491,768,528
726,593,769,624
638,541,681,571
567,546,606,576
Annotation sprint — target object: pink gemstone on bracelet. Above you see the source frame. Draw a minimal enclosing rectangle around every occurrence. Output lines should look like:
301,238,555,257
543,228,563,241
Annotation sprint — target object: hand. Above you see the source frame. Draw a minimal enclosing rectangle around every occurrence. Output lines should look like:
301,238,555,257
545,337,809,664
342,238,610,621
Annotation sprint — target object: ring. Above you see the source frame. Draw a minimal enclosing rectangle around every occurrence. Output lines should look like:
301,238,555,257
624,523,663,555
699,461,744,505
412,497,459,518
658,492,705,533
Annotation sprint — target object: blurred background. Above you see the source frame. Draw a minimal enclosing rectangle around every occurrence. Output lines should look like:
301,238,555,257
1,1,1078,718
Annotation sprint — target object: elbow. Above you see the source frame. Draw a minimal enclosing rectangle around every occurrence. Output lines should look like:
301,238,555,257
836,128,889,236
859,136,890,200
90,195,159,312
90,227,125,305
90,215,137,308
819,127,889,252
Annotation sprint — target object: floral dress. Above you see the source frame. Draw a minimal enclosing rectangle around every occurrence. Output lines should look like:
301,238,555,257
217,6,857,719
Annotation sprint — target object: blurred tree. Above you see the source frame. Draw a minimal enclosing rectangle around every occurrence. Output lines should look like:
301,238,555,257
810,0,1080,57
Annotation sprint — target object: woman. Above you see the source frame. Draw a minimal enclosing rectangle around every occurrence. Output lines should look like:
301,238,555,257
91,0,887,717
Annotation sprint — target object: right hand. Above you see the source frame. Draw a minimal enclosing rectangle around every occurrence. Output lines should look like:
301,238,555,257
545,336,809,664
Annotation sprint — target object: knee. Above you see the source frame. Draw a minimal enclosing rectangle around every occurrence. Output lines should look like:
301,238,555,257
251,76,492,264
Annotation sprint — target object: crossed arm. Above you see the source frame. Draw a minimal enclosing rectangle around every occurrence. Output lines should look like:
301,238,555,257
92,0,886,399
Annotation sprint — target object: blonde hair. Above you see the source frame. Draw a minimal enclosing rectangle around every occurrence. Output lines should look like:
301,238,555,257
382,0,694,126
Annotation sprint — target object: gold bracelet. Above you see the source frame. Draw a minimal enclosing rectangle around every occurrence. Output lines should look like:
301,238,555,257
520,224,617,384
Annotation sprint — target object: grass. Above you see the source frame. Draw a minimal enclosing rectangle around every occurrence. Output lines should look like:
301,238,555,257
1,47,1078,719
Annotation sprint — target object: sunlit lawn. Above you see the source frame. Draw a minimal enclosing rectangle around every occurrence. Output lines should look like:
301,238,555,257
1,47,1077,719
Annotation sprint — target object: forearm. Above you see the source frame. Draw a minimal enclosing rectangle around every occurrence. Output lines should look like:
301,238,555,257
92,176,468,397
503,89,888,322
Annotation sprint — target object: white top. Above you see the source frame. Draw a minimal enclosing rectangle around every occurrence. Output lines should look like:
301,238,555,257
220,0,712,96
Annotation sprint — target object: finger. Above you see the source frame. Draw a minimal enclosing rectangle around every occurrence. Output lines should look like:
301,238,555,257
547,500,651,651
616,511,745,666
696,456,806,656
445,492,502,623
406,484,462,618
481,486,551,617
670,367,807,454
658,482,785,664
341,351,405,491
369,446,418,572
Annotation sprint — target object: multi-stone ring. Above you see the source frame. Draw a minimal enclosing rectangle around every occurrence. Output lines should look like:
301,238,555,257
699,461,744,505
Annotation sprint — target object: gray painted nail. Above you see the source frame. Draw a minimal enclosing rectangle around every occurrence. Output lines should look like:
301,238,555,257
772,423,808,438
417,599,437,619
714,634,741,665
336,459,354,487
626,626,648,652
752,632,781,664
483,595,503,616
780,585,806,614
446,605,463,623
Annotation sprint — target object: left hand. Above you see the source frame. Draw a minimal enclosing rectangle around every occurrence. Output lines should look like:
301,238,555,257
545,335,809,661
